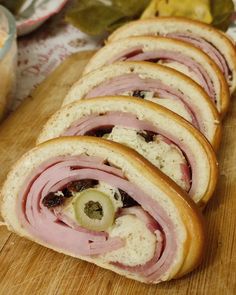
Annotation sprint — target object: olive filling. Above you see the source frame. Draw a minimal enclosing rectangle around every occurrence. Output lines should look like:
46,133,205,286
42,178,137,210
84,201,103,220
74,189,115,231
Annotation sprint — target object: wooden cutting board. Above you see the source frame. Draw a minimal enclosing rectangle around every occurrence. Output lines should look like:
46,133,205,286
0,50,235,295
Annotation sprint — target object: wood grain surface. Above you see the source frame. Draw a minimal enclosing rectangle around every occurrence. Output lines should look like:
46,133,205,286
0,51,235,295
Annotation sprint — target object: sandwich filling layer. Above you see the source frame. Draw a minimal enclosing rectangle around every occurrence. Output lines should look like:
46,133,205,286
106,47,217,105
85,73,199,130
63,111,194,194
166,33,231,82
17,154,179,283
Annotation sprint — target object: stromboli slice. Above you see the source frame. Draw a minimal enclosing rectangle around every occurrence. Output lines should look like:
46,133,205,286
108,17,236,94
63,61,221,149
1,137,205,284
84,36,229,115
37,96,218,206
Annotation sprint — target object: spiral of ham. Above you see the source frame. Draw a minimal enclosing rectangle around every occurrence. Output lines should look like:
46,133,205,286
107,48,216,103
17,154,178,282
166,33,230,80
85,73,200,130
63,112,195,196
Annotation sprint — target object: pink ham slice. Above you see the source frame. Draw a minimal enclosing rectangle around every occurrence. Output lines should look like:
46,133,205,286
84,73,200,131
167,32,230,79
107,48,216,102
53,211,109,242
127,51,214,100
17,155,178,282
180,163,191,188
63,112,194,195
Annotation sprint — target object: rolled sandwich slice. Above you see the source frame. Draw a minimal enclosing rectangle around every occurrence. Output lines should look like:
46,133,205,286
63,62,221,150
37,96,218,207
84,37,229,115
1,137,205,284
108,17,236,94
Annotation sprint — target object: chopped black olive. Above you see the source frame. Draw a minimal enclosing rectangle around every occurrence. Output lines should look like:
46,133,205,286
84,201,103,220
133,90,145,99
42,192,64,208
137,131,156,143
74,190,115,230
85,127,113,137
67,179,98,193
103,160,111,166
119,189,138,208
62,187,73,198
114,192,119,200
42,179,99,209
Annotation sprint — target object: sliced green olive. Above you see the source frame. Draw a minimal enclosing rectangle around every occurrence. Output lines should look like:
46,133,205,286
73,189,115,231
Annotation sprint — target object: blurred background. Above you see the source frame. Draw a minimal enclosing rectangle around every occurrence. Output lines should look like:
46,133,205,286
1,0,236,117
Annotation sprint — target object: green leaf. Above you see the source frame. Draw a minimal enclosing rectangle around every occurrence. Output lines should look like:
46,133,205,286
65,4,124,35
211,0,234,31
112,0,150,16
66,0,234,35
106,17,131,31
65,0,150,36
0,0,27,15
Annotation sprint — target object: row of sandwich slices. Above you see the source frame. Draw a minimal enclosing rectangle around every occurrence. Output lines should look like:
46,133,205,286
1,17,236,284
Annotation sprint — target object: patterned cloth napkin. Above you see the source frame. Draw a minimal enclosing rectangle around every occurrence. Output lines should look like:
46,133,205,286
14,3,101,110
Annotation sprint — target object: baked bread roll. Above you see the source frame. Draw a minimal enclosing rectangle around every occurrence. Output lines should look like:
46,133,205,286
1,136,205,284
84,36,229,116
63,61,221,149
37,96,218,207
108,17,236,94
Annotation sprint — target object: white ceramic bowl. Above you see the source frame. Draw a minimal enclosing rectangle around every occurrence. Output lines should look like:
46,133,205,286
0,5,17,120
17,0,69,36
